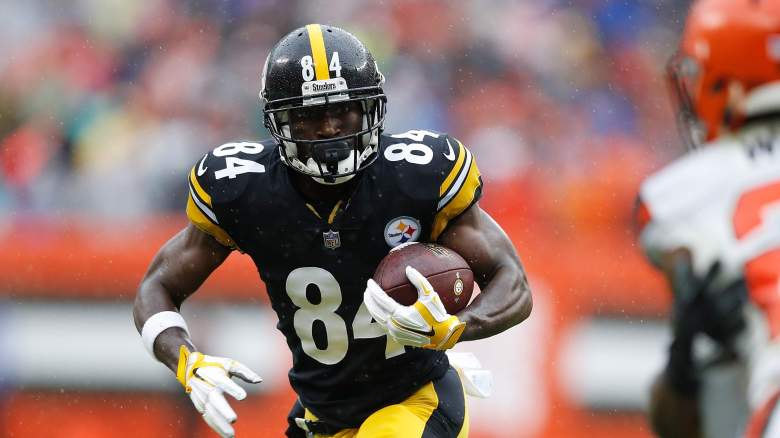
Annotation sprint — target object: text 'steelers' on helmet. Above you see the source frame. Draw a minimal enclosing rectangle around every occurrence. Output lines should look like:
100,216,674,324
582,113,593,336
668,0,780,148
260,24,387,185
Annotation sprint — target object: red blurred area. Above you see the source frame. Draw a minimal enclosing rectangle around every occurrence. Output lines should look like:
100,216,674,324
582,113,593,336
0,125,53,189
0,216,264,301
1,391,298,438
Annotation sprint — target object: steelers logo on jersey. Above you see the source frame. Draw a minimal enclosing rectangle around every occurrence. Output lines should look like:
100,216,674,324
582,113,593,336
384,216,421,248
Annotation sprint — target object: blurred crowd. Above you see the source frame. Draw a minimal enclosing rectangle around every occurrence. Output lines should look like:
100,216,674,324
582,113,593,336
0,0,690,226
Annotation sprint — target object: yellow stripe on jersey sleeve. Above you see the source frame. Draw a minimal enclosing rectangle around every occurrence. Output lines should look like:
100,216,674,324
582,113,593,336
439,140,466,198
189,167,212,207
186,194,236,249
186,164,236,249
431,148,482,241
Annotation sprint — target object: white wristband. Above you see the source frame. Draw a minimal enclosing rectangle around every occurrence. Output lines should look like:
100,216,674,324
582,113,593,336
141,311,190,358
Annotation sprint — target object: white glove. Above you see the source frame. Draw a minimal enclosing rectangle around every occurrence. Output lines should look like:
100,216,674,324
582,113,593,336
176,346,262,438
364,266,466,350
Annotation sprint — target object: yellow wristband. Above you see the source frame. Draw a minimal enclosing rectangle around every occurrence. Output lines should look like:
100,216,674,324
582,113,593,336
435,316,466,350
413,302,466,350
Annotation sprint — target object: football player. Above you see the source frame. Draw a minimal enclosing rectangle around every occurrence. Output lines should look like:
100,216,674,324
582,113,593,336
133,24,532,438
636,1,780,438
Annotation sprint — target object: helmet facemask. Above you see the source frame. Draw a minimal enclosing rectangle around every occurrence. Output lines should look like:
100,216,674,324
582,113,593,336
667,54,708,149
264,86,386,185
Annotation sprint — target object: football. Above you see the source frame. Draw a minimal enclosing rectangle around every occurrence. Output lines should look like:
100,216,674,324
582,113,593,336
373,242,474,314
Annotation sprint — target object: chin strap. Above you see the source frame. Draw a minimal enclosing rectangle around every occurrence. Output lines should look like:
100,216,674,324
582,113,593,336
311,173,355,185
281,127,380,184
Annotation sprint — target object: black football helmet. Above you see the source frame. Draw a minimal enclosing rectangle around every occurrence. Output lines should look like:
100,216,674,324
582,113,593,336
260,24,387,184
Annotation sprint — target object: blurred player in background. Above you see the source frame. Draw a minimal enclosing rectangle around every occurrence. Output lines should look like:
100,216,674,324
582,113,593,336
133,24,531,438
636,1,780,437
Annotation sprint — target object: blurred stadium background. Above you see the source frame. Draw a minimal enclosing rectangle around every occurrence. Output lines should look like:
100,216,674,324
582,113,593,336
0,0,691,437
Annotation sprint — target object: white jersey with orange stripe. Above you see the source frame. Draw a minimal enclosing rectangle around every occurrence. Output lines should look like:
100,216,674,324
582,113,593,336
639,122,780,290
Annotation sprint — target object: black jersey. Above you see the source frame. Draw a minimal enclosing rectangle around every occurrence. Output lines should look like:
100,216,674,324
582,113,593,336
186,129,482,428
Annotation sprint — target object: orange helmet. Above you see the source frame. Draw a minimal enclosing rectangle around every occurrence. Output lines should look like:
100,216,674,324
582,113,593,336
669,0,780,147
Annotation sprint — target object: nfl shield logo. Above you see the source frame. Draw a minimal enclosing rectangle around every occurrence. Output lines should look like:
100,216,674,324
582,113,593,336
323,230,341,250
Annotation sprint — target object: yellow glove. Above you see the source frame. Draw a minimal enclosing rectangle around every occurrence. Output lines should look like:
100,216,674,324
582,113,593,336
176,346,262,438
364,266,466,350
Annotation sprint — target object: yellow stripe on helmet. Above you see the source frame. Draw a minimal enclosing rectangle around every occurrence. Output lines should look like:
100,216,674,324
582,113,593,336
306,24,330,80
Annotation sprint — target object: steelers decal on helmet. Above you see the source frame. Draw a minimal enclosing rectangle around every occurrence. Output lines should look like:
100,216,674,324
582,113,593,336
385,216,422,248
301,25,345,97
431,139,482,240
